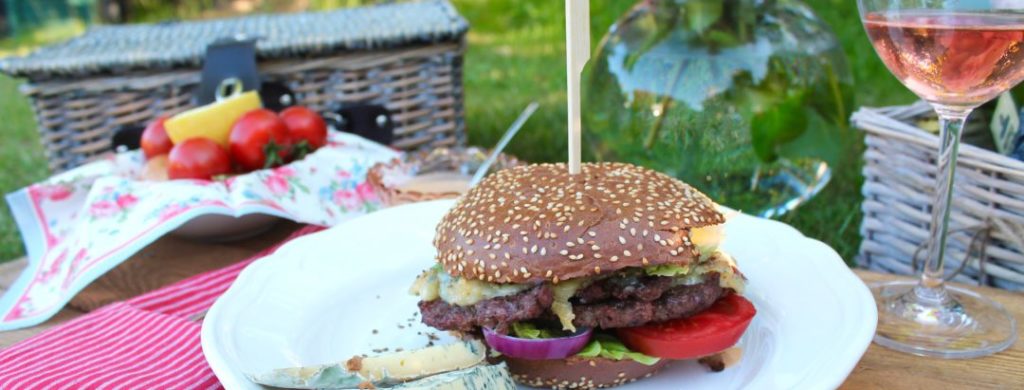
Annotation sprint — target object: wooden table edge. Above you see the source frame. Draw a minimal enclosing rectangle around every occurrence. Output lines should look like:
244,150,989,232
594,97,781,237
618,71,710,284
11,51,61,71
1,259,1021,388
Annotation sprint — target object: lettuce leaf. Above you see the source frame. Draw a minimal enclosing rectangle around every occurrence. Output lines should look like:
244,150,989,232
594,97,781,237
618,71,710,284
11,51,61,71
510,322,562,339
644,264,691,277
576,334,660,366
508,326,660,366
576,340,602,357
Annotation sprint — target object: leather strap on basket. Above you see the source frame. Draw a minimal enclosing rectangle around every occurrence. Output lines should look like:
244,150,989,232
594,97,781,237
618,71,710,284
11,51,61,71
911,217,1024,286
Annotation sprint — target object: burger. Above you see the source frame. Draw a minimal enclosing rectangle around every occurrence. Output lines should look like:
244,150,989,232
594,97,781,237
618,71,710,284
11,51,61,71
410,162,756,389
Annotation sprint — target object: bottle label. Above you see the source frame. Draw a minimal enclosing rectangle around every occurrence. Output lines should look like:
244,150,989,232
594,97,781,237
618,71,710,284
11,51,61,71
990,92,1019,155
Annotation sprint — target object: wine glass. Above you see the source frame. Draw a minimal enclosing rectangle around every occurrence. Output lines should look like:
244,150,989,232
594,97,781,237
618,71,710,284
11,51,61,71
858,0,1020,358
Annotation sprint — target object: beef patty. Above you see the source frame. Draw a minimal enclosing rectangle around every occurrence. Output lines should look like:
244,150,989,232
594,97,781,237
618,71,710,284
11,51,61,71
419,284,554,333
419,273,723,333
574,274,677,304
571,278,723,329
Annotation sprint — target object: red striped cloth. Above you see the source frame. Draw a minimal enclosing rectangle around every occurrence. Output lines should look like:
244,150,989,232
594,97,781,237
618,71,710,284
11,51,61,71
0,225,324,389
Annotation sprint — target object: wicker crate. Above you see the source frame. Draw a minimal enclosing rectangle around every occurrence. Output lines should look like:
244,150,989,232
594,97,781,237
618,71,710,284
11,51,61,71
0,0,468,173
853,102,1024,291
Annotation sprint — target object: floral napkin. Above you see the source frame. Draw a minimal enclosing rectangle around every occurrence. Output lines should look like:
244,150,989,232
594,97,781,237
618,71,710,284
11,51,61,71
0,132,399,331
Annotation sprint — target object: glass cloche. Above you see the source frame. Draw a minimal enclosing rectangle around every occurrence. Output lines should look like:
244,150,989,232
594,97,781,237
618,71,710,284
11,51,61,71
583,0,853,217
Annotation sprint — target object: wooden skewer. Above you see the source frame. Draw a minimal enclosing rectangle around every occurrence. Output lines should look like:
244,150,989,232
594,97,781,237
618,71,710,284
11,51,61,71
565,0,589,175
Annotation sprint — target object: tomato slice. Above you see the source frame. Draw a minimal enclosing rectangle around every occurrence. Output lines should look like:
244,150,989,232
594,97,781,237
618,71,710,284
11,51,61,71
616,294,756,360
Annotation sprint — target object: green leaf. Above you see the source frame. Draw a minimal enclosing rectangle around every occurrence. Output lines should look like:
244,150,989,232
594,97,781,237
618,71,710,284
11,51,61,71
510,322,561,339
576,333,660,366
776,108,843,167
644,264,691,277
684,0,723,34
262,140,288,169
624,7,678,71
577,340,602,358
704,30,740,46
291,140,315,160
750,91,809,163
599,339,629,354
728,0,759,42
599,348,626,360
625,352,663,366
808,61,854,132
511,322,541,339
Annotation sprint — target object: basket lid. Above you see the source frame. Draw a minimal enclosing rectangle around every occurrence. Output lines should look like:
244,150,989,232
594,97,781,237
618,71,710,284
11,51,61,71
0,0,468,78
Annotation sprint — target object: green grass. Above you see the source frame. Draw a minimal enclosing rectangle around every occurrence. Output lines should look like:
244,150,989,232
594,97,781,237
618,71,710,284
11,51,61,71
0,0,917,264
0,21,85,262
0,21,85,57
0,75,49,261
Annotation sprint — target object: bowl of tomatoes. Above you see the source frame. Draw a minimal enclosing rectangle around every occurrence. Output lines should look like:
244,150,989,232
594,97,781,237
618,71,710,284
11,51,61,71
137,93,329,241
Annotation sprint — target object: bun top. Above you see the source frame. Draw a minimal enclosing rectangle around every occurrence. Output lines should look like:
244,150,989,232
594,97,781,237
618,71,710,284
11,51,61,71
433,162,724,284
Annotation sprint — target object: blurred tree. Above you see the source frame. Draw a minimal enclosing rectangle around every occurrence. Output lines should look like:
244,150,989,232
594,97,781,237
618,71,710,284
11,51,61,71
0,1,8,36
2,0,92,36
97,0,130,23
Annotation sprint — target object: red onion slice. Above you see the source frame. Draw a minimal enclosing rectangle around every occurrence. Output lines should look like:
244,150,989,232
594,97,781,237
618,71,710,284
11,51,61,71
482,327,593,360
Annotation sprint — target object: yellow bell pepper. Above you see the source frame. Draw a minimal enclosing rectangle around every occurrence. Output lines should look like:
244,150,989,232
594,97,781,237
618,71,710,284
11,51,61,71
165,91,262,147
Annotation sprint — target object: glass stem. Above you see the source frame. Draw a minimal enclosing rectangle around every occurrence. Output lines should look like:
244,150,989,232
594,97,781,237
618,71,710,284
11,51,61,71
920,107,971,294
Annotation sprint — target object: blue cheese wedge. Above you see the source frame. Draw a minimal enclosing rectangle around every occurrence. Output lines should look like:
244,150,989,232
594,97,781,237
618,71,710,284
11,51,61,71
356,339,487,381
247,340,487,389
248,364,365,389
390,363,516,390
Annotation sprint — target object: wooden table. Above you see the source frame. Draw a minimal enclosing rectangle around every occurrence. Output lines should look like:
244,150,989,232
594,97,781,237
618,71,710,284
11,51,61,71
1,226,1022,388
841,272,1024,389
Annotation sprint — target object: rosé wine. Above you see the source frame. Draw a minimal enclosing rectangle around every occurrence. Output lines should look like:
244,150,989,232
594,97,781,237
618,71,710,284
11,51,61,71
864,11,1024,107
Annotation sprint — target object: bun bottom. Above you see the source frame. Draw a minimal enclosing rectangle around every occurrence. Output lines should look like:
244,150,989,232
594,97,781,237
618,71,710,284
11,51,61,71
502,355,671,389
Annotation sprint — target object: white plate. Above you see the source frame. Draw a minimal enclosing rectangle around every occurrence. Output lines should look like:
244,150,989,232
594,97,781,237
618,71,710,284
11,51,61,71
202,200,876,390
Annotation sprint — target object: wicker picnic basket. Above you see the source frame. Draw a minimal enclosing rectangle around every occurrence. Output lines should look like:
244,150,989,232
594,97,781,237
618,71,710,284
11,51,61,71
853,102,1024,291
0,0,468,173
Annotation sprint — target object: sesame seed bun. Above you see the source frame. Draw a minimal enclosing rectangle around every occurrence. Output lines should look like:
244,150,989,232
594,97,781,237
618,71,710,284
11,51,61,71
433,162,724,284
503,355,672,389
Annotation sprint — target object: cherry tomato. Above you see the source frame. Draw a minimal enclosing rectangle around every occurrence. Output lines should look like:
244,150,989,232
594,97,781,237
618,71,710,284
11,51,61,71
141,116,173,159
229,109,291,171
142,154,169,181
280,106,327,158
167,138,232,180
617,294,756,360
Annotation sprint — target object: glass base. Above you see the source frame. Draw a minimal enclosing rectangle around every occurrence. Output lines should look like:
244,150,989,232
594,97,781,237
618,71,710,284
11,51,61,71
871,280,1017,359
753,159,831,219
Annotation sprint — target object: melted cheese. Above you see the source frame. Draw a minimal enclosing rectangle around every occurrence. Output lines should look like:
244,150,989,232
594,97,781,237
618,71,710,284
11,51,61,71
550,279,585,332
674,251,746,293
710,251,746,293
410,267,529,307
410,268,441,301
438,272,531,307
691,224,725,259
